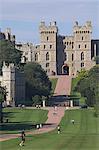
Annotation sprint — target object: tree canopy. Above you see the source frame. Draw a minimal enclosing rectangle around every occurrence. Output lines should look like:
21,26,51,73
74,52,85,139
75,65,99,107
0,40,22,71
24,62,51,102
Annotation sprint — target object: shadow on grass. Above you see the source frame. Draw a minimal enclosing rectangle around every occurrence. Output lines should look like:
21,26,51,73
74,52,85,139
0,122,36,132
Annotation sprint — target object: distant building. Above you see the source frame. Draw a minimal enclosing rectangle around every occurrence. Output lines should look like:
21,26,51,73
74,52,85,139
0,28,15,44
16,21,96,76
91,40,99,64
0,62,25,106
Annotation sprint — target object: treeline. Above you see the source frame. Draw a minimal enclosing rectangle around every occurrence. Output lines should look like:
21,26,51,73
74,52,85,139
0,40,51,106
74,66,99,108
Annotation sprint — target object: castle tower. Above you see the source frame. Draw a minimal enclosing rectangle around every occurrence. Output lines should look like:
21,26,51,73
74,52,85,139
2,62,15,105
73,21,94,75
5,28,15,44
39,21,58,75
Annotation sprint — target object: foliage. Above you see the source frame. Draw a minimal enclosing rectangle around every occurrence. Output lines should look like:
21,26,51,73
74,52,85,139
75,65,99,107
0,85,6,123
32,95,42,106
0,40,22,72
24,62,51,101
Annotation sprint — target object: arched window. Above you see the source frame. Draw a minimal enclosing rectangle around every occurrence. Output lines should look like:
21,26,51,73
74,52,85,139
46,52,49,61
72,53,74,61
35,53,38,61
81,52,84,60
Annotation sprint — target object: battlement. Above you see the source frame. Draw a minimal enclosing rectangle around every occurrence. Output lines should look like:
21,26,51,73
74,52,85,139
39,21,58,33
2,62,15,71
73,21,92,34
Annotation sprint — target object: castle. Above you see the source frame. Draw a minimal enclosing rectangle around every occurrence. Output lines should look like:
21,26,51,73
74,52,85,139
16,21,96,76
0,62,25,106
0,21,99,105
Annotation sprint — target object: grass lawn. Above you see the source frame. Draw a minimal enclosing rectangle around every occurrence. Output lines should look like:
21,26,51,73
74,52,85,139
1,109,99,150
0,108,48,134
50,78,58,94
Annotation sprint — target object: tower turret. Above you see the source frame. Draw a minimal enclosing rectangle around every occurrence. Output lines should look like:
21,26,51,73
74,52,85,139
39,21,58,75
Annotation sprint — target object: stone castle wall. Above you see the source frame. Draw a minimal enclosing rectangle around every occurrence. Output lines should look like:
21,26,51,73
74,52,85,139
15,21,96,76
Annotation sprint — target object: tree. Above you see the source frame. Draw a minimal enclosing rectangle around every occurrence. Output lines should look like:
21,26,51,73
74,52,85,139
0,40,22,73
75,65,99,108
32,95,42,106
0,86,6,123
24,62,51,102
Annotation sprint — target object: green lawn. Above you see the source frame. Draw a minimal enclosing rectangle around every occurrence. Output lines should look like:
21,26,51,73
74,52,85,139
1,109,99,150
50,78,58,94
0,108,48,134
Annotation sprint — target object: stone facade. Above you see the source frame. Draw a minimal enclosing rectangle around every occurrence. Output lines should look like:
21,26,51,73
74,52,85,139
16,21,95,76
0,28,15,44
0,62,25,106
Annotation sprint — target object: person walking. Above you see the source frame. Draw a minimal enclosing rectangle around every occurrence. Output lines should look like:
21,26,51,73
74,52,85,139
19,130,26,146
57,125,61,134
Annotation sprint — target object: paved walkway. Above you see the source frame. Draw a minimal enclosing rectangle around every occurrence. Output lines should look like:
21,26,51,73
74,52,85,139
54,75,71,96
0,107,65,142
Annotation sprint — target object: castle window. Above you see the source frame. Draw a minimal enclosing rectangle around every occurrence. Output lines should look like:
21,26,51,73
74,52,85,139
81,52,84,60
44,45,46,49
46,63,49,67
65,52,67,61
78,45,80,48
47,37,49,41
81,62,84,67
50,45,52,49
67,42,68,45
72,45,74,49
35,53,38,61
88,31,89,33
82,37,83,40
72,54,74,61
85,44,87,48
46,52,49,61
